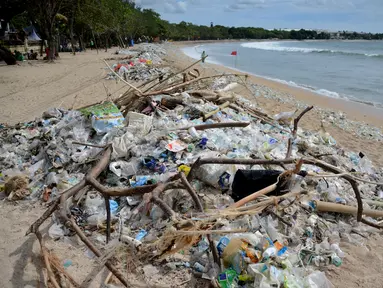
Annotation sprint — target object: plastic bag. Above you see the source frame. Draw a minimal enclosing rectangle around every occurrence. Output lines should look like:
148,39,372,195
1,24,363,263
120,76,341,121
111,131,136,159
274,110,296,125
305,271,334,288
196,164,237,189
218,82,239,92
109,158,140,177
48,223,65,240
84,192,104,215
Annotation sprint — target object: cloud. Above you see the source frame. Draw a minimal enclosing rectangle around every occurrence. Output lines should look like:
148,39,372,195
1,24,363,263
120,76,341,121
133,0,383,32
134,0,187,14
225,0,294,11
165,1,187,13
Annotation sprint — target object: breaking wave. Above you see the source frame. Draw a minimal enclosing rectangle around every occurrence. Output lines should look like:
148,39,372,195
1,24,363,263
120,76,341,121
241,42,383,58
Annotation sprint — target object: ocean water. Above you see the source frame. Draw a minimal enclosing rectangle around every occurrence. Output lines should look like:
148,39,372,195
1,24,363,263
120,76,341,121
182,41,383,108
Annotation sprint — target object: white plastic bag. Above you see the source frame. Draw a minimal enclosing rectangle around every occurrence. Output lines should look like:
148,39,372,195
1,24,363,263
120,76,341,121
274,110,296,125
305,271,334,288
111,131,136,159
109,158,140,177
48,223,65,240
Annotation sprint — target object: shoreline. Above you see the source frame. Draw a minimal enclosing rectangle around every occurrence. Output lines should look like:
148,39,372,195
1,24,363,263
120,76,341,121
165,42,383,165
174,41,383,128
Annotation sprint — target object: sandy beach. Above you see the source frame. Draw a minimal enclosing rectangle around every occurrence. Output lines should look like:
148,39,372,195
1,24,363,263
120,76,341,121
0,42,383,287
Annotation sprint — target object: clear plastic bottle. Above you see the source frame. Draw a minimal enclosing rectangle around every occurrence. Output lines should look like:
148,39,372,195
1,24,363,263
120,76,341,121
359,156,374,175
330,243,345,258
316,180,346,204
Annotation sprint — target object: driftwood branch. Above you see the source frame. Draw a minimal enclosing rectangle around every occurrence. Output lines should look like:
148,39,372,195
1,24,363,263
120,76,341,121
67,218,129,286
144,55,208,93
72,141,108,149
103,59,142,94
143,73,247,97
179,172,203,212
178,172,220,269
178,121,250,131
286,106,313,158
104,194,111,243
229,181,279,209
36,231,61,288
201,101,230,121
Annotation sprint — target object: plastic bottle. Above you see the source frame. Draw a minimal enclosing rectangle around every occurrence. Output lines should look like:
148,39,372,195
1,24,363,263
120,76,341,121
306,271,333,288
261,137,278,153
330,243,345,258
188,127,200,139
307,214,319,227
349,153,359,166
288,173,305,192
198,133,208,149
262,246,277,259
84,192,104,214
359,155,374,175
316,180,346,204
109,200,118,215
217,236,231,255
331,253,342,267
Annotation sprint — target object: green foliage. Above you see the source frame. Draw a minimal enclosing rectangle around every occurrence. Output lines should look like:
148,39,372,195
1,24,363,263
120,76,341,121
2,0,383,46
10,12,30,31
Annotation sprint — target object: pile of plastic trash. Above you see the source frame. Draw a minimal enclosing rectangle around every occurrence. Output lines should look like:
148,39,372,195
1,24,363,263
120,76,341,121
2,45,383,287
108,44,170,81
1,86,383,287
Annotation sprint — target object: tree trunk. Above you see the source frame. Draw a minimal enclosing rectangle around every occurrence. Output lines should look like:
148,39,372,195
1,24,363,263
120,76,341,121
40,40,44,56
118,35,125,48
91,29,98,54
0,45,17,65
70,14,76,55
48,37,55,61
56,31,60,57
79,35,84,51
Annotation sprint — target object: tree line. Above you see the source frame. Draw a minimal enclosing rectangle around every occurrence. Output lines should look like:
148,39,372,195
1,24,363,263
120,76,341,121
1,0,382,61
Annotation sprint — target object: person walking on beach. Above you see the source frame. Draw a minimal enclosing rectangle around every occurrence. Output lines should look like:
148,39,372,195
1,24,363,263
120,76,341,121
90,40,94,50
201,50,206,63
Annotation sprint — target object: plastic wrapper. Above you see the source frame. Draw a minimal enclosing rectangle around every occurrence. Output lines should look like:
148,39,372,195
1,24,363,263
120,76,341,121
126,111,153,136
80,102,125,134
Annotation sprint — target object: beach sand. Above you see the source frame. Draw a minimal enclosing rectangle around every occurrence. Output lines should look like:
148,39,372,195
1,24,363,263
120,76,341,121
0,43,382,287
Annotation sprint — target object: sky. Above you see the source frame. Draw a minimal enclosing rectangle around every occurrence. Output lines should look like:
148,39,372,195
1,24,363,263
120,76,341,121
133,0,383,33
